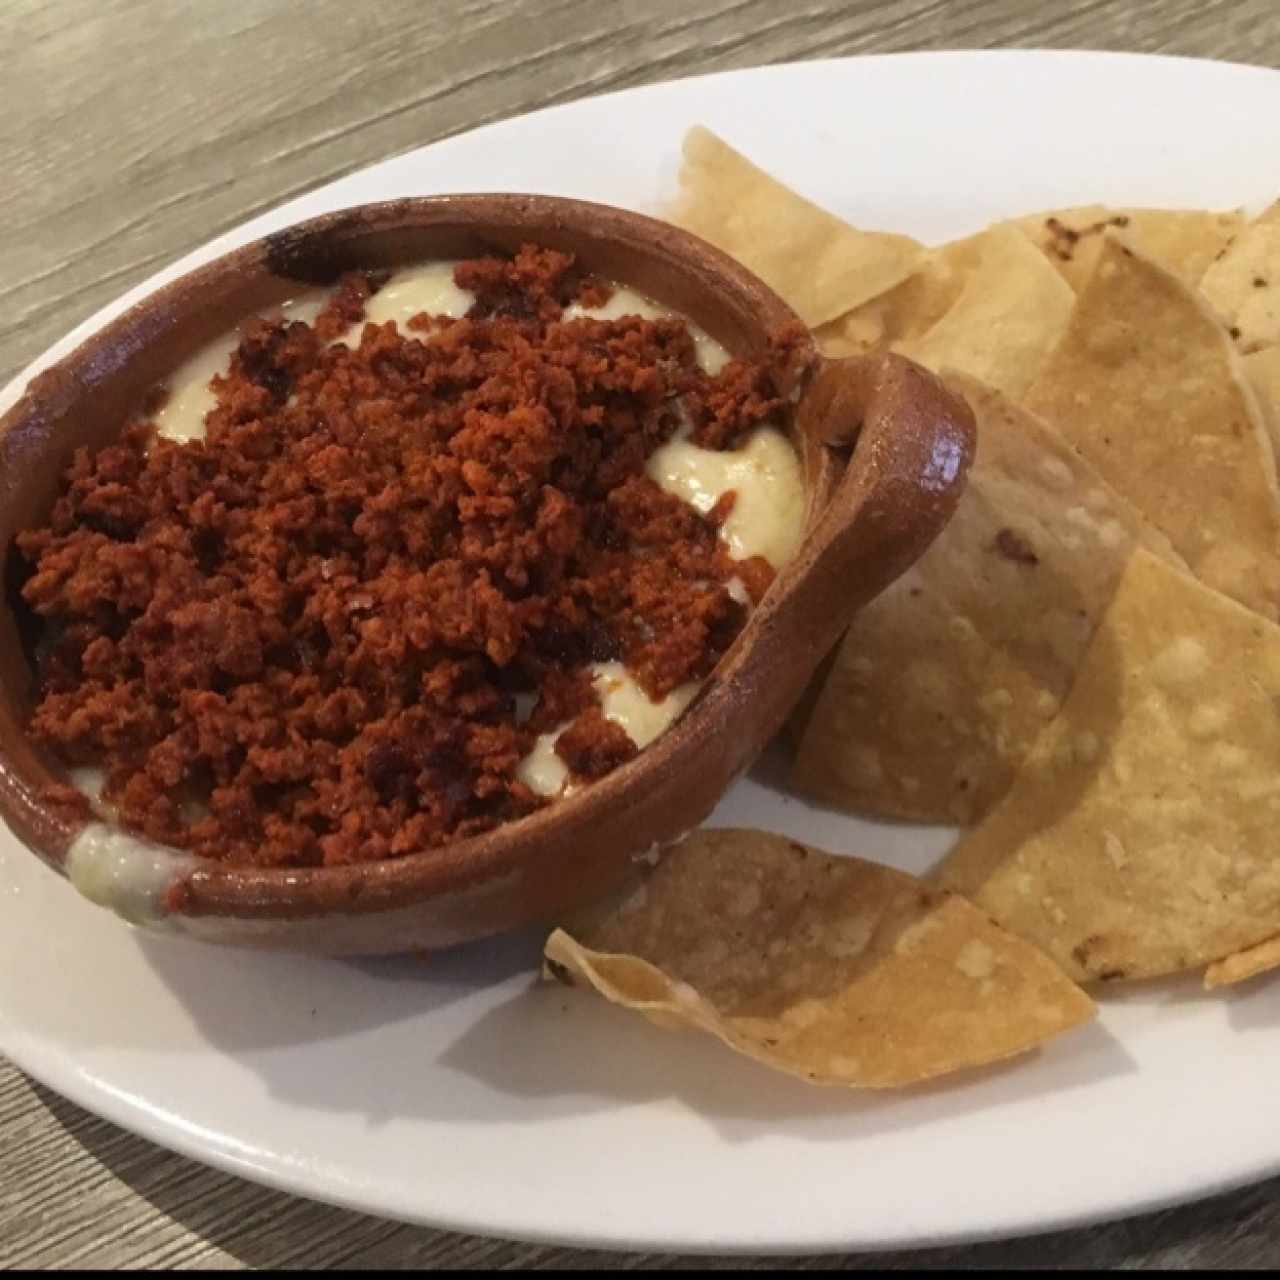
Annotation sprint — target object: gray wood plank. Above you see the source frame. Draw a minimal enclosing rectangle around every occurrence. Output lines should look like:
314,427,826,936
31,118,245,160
4,0,1280,1268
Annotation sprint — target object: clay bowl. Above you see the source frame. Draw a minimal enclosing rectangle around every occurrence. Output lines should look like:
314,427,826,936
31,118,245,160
0,195,975,953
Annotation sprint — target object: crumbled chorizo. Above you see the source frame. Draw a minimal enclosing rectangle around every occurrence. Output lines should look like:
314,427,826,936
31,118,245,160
18,246,806,867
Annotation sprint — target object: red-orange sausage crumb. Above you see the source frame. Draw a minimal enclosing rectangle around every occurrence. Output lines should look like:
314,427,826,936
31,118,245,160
17,245,810,868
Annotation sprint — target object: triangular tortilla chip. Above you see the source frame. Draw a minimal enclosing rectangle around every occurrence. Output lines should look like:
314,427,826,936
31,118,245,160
1204,935,1280,989
1018,205,1243,289
814,232,987,357
895,225,1074,398
936,549,1280,984
1024,236,1280,620
667,126,923,328
1200,200,1280,351
545,828,1093,1087
790,376,1183,824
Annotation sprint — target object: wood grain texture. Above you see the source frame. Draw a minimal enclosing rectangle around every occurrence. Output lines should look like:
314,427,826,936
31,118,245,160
5,0,1280,1268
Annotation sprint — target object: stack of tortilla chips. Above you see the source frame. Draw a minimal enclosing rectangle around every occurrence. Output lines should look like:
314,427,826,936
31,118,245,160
545,128,1280,1090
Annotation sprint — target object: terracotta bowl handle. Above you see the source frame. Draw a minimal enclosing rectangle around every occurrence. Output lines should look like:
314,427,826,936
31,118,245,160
681,349,975,816
779,351,976,665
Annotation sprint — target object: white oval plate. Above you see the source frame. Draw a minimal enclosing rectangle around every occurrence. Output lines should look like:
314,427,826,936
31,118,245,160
4,51,1280,1255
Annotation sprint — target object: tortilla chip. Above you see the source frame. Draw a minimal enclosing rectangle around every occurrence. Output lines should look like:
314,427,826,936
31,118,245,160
1204,935,1280,989
935,548,1280,984
814,232,987,357
545,828,1093,1087
1243,344,1280,409
667,126,923,328
1024,236,1280,620
790,376,1183,824
1200,201,1280,351
1018,205,1243,289
895,225,1074,398
1242,346,1280,465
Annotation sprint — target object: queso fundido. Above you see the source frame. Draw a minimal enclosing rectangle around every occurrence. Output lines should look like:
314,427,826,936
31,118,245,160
18,245,809,869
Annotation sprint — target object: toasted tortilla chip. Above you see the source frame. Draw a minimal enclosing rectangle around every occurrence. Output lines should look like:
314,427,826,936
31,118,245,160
1205,935,1280,989
1024,236,1280,619
1018,205,1243,289
814,232,987,357
895,225,1074,398
936,549,1280,984
667,126,922,328
790,376,1183,824
1242,346,1280,464
545,828,1093,1087
1200,201,1280,351
1243,345,1280,410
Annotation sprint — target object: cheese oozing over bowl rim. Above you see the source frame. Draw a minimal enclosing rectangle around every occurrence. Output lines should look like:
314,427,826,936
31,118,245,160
59,259,805,913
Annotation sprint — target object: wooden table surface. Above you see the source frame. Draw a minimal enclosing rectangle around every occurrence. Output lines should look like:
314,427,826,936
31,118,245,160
5,0,1280,1268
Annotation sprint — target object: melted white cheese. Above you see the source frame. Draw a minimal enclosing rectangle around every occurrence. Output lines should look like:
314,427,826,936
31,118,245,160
515,663,700,797
564,286,730,374
154,289,328,443
154,265,475,444
153,273,731,448
337,261,473,345
154,331,239,444
70,765,208,828
646,426,805,569
68,765,107,806
589,661,699,749
516,721,573,798
66,823,198,926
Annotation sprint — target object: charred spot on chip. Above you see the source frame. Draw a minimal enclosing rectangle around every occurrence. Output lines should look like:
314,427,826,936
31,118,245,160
993,527,1039,566
1092,217,1127,239
1097,968,1127,982
1071,934,1105,970
1043,216,1079,260
1254,276,1270,288
1229,325,1242,340
1046,213,1132,263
